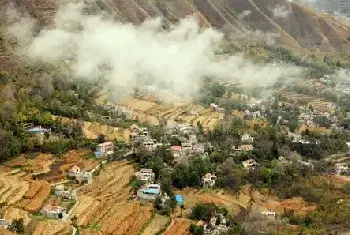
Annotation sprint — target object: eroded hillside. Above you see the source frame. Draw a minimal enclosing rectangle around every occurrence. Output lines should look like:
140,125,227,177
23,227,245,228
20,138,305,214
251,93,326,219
2,0,350,55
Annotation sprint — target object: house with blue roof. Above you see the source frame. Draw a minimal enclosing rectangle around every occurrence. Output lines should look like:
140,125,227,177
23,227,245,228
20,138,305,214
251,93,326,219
137,184,161,200
175,194,184,205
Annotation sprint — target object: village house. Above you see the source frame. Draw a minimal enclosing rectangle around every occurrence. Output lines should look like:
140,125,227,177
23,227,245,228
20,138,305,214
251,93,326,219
289,133,310,144
68,165,81,178
193,143,205,155
189,134,198,144
75,171,93,184
27,125,51,144
176,124,194,135
94,141,114,158
142,137,162,151
278,156,291,166
210,103,224,112
181,142,193,153
68,165,93,184
40,205,66,219
130,124,150,142
262,211,276,219
298,160,314,170
199,213,229,235
241,133,254,143
170,146,182,158
202,173,217,188
54,185,76,199
233,144,254,152
137,184,161,200
242,159,258,170
0,219,9,229
27,125,51,135
136,169,155,183
335,163,349,175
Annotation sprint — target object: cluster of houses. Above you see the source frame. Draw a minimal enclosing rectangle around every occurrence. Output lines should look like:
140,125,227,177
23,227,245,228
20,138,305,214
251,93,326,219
103,102,133,119
54,184,76,200
134,168,185,206
130,124,163,151
197,213,229,235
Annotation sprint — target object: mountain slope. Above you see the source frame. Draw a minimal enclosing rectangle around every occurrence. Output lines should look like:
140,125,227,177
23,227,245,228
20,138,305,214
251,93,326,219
2,0,350,55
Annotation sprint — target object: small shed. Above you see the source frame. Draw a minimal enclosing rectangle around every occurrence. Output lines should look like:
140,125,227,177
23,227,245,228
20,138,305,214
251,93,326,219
175,194,184,205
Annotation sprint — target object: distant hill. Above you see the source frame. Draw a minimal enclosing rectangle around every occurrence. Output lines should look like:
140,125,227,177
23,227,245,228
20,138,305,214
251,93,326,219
2,0,350,56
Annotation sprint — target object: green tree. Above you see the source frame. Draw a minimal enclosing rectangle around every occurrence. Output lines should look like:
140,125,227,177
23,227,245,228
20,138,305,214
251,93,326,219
190,203,220,222
9,218,25,233
189,224,204,235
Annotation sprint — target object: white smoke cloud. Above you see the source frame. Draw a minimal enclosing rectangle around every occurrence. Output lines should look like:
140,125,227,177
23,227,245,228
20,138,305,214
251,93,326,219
272,5,292,19
6,2,303,97
238,10,252,19
4,6,35,45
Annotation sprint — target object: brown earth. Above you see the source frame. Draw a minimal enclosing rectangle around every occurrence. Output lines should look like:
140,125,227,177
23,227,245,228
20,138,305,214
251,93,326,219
17,180,50,213
2,206,31,226
32,220,72,235
141,214,169,235
0,227,16,235
165,218,191,235
36,149,98,183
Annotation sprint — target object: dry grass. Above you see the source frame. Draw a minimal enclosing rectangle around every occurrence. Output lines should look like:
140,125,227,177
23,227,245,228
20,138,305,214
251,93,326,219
141,214,169,235
33,220,72,235
165,218,191,235
18,180,51,213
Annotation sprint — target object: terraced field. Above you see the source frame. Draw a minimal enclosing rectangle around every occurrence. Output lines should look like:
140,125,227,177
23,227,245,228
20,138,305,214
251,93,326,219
279,90,335,113
32,220,72,235
17,180,51,213
71,160,153,235
165,218,191,235
55,116,130,142
120,97,224,130
0,171,29,206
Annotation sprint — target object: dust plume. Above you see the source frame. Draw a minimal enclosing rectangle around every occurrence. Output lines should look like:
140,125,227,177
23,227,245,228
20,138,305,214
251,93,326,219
6,2,303,97
272,5,292,18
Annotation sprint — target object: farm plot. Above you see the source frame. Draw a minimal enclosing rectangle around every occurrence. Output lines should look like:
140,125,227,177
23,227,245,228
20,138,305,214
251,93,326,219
23,154,54,175
17,180,51,213
165,218,191,235
54,116,128,141
0,172,29,206
36,150,98,183
71,160,153,234
121,98,222,130
2,206,31,226
141,214,169,235
176,188,247,219
32,220,72,235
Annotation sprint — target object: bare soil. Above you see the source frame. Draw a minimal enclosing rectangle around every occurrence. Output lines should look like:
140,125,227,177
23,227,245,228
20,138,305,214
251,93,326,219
141,214,169,235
